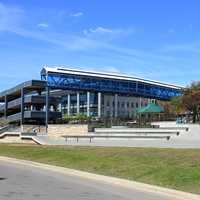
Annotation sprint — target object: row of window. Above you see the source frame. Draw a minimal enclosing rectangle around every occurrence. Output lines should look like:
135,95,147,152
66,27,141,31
47,74,181,100
61,93,98,106
106,101,147,108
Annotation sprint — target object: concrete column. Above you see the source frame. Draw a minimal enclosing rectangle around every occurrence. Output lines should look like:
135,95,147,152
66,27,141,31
4,95,7,119
98,92,101,118
21,88,25,132
67,94,70,116
139,97,142,108
58,103,62,112
45,86,49,134
77,92,80,115
125,99,128,117
114,94,118,118
87,91,90,117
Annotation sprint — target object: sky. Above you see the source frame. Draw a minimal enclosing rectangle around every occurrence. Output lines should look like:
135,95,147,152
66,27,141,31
0,0,200,90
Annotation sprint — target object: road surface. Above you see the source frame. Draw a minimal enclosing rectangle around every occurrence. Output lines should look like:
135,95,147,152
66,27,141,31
0,160,175,200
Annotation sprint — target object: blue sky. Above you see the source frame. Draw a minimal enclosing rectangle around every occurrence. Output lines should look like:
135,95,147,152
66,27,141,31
0,0,200,90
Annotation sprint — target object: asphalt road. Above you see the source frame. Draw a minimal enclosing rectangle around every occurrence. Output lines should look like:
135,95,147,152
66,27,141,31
0,161,174,200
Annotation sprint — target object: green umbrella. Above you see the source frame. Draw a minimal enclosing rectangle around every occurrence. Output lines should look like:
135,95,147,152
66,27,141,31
137,103,164,113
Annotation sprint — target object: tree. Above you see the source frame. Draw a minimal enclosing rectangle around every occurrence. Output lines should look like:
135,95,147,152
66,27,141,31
170,96,185,115
169,81,200,123
180,81,200,123
158,97,184,121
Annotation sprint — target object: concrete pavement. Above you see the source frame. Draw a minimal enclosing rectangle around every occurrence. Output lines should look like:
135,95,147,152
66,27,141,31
0,160,172,200
35,136,200,148
0,157,200,200
33,123,200,148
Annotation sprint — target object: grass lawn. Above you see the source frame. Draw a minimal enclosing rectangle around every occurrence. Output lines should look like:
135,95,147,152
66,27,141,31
0,144,200,194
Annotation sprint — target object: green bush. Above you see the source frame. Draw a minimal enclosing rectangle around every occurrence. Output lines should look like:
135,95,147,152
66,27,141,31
60,114,92,124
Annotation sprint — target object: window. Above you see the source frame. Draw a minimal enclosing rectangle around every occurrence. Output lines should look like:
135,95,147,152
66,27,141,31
90,93,98,104
80,93,87,105
112,101,115,107
131,102,134,108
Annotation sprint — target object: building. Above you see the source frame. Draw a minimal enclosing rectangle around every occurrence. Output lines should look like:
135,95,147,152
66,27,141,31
0,66,183,126
0,80,61,125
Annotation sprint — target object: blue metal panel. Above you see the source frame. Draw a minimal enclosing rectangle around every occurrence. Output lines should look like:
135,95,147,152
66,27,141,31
41,72,182,100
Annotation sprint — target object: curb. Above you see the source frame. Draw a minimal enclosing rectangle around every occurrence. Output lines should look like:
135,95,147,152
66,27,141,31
0,156,199,200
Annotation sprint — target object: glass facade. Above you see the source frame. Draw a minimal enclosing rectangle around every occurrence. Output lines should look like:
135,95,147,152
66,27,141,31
43,72,182,101
40,68,183,118
61,92,99,117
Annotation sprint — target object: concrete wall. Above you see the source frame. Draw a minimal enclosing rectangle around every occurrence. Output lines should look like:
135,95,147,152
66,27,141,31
0,134,35,144
0,124,88,142
23,125,46,133
48,124,88,138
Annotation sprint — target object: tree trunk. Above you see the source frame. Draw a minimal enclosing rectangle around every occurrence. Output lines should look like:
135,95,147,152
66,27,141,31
193,112,197,123
197,113,200,122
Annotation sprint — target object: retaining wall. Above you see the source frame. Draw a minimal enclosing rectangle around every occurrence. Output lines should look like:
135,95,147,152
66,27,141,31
48,124,88,138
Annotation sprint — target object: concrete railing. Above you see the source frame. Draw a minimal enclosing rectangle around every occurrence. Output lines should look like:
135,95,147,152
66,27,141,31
151,125,189,131
0,125,20,134
0,131,20,138
0,126,10,134
94,128,180,135
63,134,171,143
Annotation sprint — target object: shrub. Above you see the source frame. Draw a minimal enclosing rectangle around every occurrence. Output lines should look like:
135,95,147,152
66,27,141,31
60,114,92,124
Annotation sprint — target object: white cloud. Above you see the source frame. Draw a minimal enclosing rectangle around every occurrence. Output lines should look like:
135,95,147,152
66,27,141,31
102,66,121,73
83,26,134,39
70,12,83,17
37,23,49,28
0,2,24,31
0,4,172,68
86,27,116,34
0,2,182,76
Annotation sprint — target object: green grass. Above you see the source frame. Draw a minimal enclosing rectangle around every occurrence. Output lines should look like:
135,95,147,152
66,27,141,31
0,144,200,194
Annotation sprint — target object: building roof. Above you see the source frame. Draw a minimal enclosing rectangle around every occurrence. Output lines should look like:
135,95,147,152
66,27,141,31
137,103,164,113
0,80,47,101
41,66,183,90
